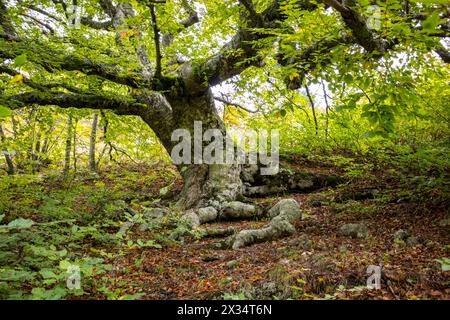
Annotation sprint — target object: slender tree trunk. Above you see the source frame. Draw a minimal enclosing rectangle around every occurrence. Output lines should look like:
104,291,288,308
321,80,330,140
34,134,41,159
0,124,14,175
10,115,17,138
63,115,72,175
89,114,98,171
305,84,318,136
31,133,41,173
72,119,78,173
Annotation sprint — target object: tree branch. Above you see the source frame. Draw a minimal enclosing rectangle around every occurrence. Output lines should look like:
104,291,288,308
149,5,162,79
0,39,151,88
0,65,85,93
20,13,55,35
0,0,19,41
179,0,199,28
435,45,450,64
214,96,257,113
322,0,388,55
24,3,63,22
80,16,113,30
2,91,145,115
161,0,199,49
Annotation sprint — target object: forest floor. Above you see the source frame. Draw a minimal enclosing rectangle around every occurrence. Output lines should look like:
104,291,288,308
1,156,449,300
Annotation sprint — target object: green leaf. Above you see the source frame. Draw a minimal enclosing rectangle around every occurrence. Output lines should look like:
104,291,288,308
13,54,27,68
7,218,34,229
280,109,287,117
159,185,170,196
39,269,58,279
435,258,450,272
343,74,353,84
0,105,12,118
422,13,440,33
31,286,67,300
119,293,145,300
59,260,72,270
0,269,35,281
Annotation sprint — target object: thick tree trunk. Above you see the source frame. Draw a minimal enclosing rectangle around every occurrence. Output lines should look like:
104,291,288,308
137,88,339,213
132,83,341,248
137,89,244,210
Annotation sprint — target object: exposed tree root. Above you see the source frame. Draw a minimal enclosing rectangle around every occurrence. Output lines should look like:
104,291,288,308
199,226,236,238
241,165,342,197
230,199,302,249
156,164,340,246
197,199,303,250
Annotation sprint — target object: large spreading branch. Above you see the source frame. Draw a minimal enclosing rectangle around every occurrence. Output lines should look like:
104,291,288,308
323,0,389,54
0,65,84,93
0,39,151,88
2,91,145,116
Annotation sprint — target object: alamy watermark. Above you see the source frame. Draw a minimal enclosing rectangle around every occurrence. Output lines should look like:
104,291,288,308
367,5,381,30
67,5,81,29
170,121,279,175
66,265,81,290
366,265,381,290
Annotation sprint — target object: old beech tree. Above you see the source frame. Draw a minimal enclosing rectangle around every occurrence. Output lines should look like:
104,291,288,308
1,0,449,247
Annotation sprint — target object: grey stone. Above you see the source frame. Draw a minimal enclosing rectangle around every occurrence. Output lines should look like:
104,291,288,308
268,198,301,221
116,221,134,237
197,206,218,224
269,216,296,234
138,224,149,232
406,236,424,246
143,207,168,220
221,201,256,219
394,229,410,242
181,210,200,228
288,234,313,249
261,282,277,295
293,179,314,190
339,223,369,239
241,164,259,183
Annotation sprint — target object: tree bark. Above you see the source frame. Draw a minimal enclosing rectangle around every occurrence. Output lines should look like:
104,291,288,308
136,88,340,212
63,115,72,176
72,118,78,173
0,124,14,175
89,113,98,171
138,89,244,210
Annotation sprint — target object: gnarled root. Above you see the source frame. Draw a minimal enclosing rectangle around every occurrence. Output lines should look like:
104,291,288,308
175,199,302,248
199,226,236,238
230,199,302,249
242,165,342,197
